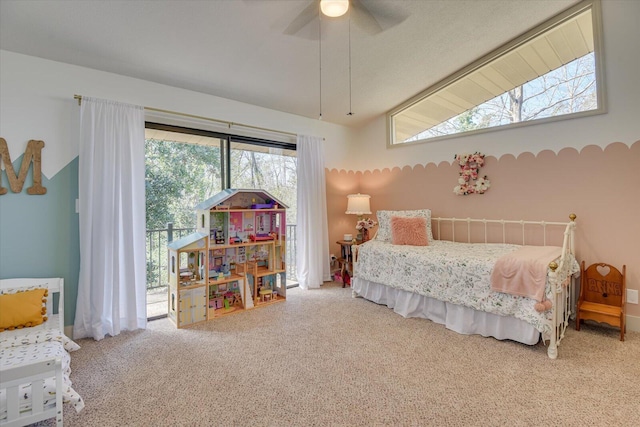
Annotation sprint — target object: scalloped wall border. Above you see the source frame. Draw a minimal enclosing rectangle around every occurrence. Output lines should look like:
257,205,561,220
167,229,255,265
326,140,639,175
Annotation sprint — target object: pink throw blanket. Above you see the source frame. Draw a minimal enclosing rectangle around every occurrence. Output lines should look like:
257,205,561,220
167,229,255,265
490,246,562,301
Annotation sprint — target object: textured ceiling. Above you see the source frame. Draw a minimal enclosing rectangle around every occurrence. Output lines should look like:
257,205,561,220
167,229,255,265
0,0,578,128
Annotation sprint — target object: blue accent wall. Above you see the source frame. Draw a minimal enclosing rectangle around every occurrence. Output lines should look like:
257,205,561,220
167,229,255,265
0,156,79,327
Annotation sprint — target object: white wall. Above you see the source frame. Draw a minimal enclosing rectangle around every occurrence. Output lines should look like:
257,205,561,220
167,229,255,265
0,50,356,178
350,0,640,171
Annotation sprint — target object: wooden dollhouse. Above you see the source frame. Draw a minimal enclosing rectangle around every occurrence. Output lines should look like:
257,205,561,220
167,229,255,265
168,189,288,328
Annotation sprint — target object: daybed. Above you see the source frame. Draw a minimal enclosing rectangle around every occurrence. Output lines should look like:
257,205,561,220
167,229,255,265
352,210,579,359
0,278,84,426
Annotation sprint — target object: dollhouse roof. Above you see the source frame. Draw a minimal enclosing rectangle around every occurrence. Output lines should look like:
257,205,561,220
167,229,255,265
194,188,288,211
167,232,208,251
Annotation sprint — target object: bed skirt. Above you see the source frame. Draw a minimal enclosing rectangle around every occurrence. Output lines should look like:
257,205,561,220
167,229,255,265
352,277,541,345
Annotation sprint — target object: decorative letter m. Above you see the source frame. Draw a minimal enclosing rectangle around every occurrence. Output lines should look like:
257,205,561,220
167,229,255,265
0,138,47,195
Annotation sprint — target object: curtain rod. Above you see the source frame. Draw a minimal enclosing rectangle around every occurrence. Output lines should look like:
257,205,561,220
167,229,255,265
73,94,297,138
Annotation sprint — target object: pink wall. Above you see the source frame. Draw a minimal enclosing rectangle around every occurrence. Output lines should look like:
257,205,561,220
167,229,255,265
326,140,639,317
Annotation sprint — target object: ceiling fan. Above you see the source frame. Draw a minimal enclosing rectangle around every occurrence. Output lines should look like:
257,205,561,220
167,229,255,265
284,0,408,37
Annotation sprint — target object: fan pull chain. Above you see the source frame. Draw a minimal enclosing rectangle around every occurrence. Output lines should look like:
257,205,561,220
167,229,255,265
347,12,353,116
319,11,323,120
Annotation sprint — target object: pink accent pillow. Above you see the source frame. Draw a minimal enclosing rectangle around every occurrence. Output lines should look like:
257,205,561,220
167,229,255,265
391,216,429,246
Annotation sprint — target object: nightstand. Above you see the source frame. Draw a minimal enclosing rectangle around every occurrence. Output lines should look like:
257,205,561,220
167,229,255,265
336,240,358,288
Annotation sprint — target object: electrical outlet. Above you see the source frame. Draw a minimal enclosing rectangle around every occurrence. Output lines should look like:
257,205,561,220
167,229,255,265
627,289,639,305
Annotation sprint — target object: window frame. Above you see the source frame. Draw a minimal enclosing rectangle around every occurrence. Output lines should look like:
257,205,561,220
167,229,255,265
386,0,606,148
145,121,297,190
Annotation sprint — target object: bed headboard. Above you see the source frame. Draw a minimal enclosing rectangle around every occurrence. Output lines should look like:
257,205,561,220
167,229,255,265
431,214,576,250
0,277,65,332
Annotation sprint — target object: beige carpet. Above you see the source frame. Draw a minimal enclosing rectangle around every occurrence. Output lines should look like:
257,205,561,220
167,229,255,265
49,282,640,426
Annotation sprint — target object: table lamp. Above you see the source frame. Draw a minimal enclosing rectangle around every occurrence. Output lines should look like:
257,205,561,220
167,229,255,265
345,193,371,241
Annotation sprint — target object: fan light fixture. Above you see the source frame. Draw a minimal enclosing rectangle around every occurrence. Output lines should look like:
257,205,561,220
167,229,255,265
320,0,349,18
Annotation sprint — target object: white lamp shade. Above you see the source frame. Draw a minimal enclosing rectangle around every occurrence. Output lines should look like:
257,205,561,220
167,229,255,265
320,0,349,18
345,193,371,215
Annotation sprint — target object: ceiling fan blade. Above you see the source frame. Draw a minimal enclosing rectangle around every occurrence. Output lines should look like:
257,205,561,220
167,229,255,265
284,1,319,36
351,0,383,34
352,0,408,35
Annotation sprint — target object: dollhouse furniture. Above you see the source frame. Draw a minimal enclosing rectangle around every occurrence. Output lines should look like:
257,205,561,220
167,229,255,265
168,189,287,328
261,290,272,302
259,281,273,302
238,257,284,305
0,278,84,426
231,292,243,306
576,262,626,341
352,211,579,359
210,297,224,310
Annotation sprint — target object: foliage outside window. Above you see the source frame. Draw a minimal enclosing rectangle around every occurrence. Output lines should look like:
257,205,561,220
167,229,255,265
144,126,297,291
146,138,223,229
230,141,298,224
388,0,605,146
145,128,297,229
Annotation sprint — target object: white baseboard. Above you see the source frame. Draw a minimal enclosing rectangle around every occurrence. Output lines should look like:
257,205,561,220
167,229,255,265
626,314,640,332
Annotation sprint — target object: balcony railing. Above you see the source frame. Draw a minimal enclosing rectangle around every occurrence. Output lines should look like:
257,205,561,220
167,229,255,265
146,223,298,291
146,224,194,290
285,224,297,281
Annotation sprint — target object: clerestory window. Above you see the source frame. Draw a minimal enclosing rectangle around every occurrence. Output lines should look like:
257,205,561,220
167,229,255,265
388,0,605,146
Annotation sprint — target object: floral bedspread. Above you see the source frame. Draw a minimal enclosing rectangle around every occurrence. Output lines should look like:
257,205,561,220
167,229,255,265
0,328,84,419
354,240,579,333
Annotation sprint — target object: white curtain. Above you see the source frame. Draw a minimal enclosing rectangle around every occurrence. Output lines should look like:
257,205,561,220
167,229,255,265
73,97,147,340
296,135,331,289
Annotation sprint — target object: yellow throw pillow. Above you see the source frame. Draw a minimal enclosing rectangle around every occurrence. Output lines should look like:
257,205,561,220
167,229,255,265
0,288,48,332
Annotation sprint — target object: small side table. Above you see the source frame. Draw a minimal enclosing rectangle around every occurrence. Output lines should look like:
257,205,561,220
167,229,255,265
336,240,358,288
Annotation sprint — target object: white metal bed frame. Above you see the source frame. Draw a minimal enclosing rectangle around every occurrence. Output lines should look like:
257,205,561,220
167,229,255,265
353,214,577,359
0,278,65,426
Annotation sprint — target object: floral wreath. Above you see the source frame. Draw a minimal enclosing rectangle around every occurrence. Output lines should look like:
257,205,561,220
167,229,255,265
453,152,490,196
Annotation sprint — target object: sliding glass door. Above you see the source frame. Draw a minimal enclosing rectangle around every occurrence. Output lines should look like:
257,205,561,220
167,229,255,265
230,140,297,225
144,124,297,319
230,140,298,286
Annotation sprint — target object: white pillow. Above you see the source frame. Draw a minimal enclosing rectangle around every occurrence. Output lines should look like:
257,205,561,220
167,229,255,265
0,285,46,295
375,209,434,244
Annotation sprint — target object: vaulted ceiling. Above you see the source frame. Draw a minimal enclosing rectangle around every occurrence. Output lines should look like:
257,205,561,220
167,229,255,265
0,0,579,128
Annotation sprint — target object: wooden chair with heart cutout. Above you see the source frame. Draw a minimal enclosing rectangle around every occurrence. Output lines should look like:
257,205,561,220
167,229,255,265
576,261,626,341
